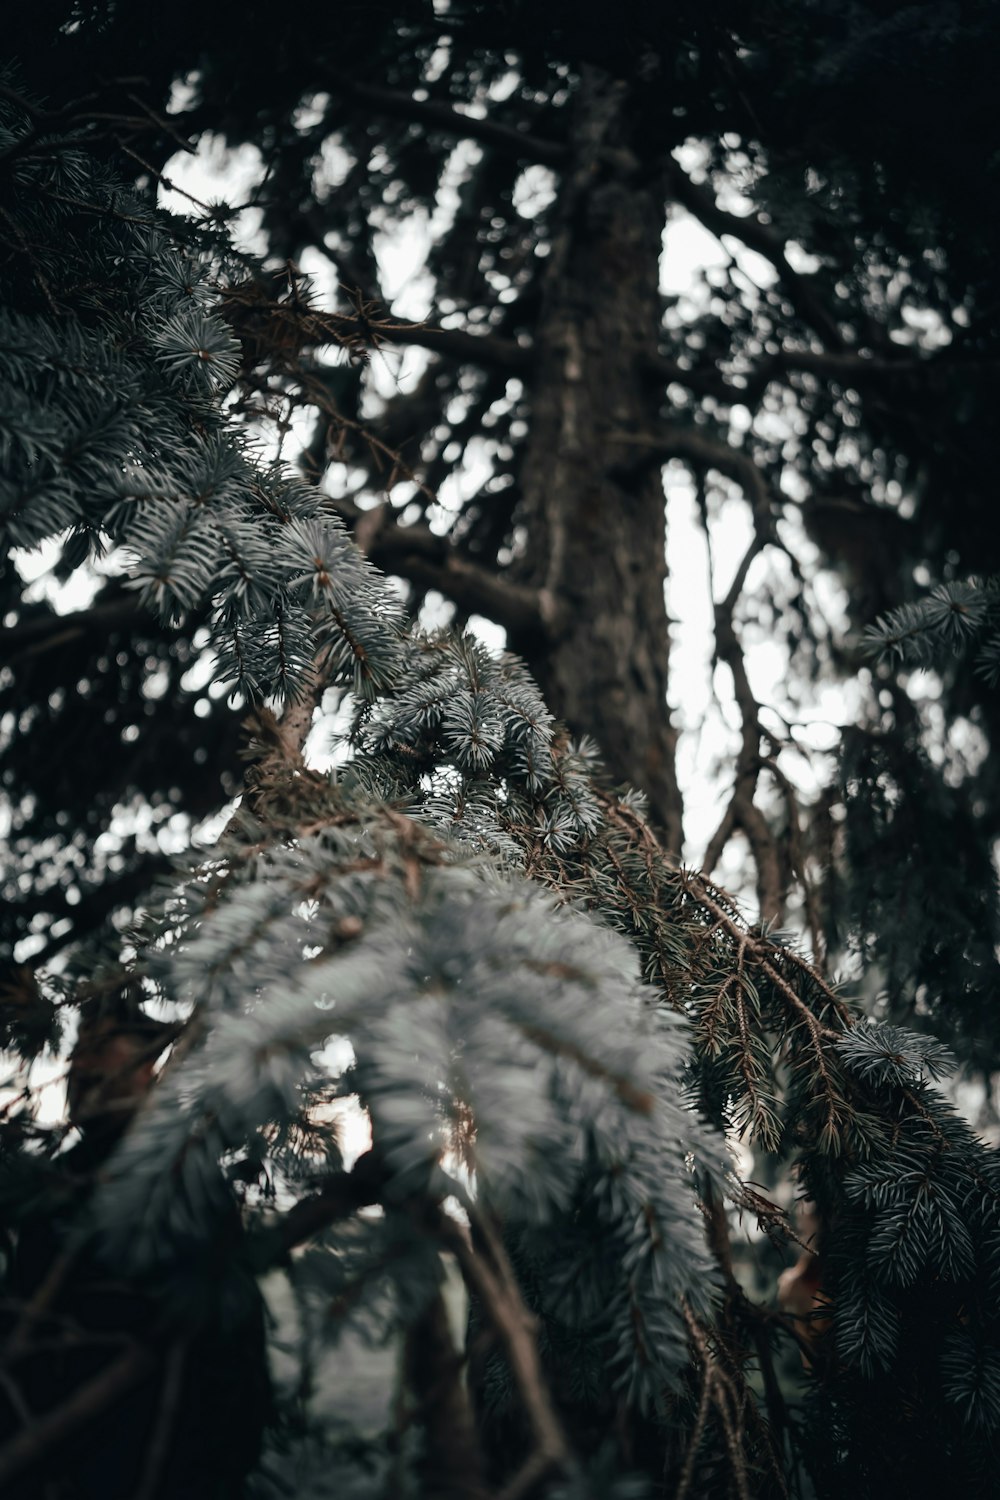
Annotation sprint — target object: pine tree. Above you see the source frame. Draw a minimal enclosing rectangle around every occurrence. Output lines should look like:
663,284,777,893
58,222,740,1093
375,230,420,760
5,2,1000,1069
3,7,1000,1497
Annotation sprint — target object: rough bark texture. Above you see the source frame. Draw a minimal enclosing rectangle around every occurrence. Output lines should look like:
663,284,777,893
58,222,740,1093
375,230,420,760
508,70,684,852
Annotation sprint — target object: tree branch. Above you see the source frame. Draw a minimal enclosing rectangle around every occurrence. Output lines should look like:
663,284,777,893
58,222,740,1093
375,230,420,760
7,856,172,927
224,290,533,374
329,311,532,372
265,1158,574,1492
328,73,569,167
609,425,773,522
265,1154,384,1257
435,1205,578,1494
609,423,787,917
333,497,551,641
8,855,175,971
755,345,1000,387
760,753,827,966
0,1344,154,1490
403,1287,489,1500
664,163,848,350
1,595,143,661
708,534,785,925
642,351,744,402
646,344,1000,407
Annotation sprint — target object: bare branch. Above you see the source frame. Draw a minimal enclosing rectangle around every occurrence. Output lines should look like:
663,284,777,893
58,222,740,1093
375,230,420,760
1,595,143,661
0,1345,154,1490
608,425,773,524
328,73,569,167
333,496,551,641
224,288,532,373
692,512,783,924
435,1205,578,1492
664,162,847,349
701,801,737,884
760,754,827,967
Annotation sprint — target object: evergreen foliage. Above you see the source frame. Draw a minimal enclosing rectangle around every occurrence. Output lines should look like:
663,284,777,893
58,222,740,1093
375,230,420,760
865,578,1000,685
5,0,1000,1071
3,9,1000,1499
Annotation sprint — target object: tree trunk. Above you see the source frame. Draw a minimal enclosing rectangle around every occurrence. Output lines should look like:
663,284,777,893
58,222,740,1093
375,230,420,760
508,69,683,852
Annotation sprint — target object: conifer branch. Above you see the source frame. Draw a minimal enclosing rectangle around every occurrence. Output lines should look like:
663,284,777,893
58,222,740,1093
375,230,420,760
7,68,1000,1496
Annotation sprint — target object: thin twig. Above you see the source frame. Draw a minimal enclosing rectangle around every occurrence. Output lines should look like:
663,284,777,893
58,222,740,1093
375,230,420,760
133,1338,188,1500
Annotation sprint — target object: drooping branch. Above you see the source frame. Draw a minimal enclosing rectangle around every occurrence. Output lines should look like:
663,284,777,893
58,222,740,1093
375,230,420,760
609,425,773,523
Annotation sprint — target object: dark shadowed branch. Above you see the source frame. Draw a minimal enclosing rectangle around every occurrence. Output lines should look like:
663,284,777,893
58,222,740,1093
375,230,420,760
223,286,533,373
327,72,570,167
334,496,550,638
664,161,848,350
0,1345,154,1490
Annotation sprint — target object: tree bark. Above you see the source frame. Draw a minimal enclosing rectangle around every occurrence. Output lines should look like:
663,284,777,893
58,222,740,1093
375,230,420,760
508,68,684,852
402,1286,489,1500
